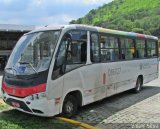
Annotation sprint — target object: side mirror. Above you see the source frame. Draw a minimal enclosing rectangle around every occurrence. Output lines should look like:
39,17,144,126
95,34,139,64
52,62,65,80
60,64,66,74
56,55,65,66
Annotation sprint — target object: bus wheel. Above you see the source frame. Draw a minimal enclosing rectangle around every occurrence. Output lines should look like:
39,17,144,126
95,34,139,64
133,77,142,93
62,95,78,118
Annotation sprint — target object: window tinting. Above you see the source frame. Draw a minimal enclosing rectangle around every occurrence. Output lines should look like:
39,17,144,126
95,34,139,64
136,39,146,58
100,35,119,62
66,30,87,66
90,33,100,62
53,30,87,79
147,40,157,57
120,38,135,60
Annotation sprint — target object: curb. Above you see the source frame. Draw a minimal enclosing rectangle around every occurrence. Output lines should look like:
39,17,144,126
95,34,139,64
56,117,101,129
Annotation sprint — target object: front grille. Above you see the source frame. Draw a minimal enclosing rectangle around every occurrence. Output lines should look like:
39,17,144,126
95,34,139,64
6,98,32,112
4,78,34,87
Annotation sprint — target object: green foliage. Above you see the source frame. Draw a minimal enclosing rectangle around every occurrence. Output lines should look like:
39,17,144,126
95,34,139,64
132,28,145,34
0,99,11,110
70,0,160,37
0,109,75,129
0,104,10,110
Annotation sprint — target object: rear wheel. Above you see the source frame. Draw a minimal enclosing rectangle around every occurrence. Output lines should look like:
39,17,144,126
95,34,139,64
133,77,142,93
62,95,78,118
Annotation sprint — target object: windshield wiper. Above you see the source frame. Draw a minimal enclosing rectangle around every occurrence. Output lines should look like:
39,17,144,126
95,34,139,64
18,61,38,74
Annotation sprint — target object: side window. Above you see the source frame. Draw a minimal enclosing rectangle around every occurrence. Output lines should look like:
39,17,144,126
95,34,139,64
65,30,87,72
100,34,119,62
120,38,135,60
90,33,100,62
52,34,70,79
52,30,87,79
136,39,146,58
147,40,158,57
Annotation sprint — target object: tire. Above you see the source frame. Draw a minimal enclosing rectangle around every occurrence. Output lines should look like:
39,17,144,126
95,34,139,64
62,95,78,118
133,77,142,93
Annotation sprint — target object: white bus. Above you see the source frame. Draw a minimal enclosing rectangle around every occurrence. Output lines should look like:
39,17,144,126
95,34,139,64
1,24,159,117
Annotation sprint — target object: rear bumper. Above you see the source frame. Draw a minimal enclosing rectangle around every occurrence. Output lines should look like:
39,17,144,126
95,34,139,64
2,92,57,117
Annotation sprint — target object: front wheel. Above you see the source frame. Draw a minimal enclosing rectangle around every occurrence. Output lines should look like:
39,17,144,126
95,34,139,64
62,95,78,118
133,77,142,93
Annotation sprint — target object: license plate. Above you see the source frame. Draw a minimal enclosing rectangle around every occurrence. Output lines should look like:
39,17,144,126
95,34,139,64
11,102,20,108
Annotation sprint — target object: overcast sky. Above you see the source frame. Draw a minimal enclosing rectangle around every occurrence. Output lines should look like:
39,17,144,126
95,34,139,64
0,0,113,26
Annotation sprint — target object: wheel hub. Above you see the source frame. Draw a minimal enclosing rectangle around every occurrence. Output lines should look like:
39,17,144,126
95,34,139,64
66,101,73,113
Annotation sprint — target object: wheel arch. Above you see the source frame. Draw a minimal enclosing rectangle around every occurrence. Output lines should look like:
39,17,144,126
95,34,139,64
138,75,143,84
60,89,83,113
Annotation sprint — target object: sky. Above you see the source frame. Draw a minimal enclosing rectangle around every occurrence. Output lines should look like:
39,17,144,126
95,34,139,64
0,0,113,26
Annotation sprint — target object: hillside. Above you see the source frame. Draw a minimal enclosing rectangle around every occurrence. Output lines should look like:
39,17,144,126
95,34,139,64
70,0,160,37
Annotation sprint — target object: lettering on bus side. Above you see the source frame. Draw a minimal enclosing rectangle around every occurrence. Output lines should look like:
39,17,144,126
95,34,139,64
108,67,121,76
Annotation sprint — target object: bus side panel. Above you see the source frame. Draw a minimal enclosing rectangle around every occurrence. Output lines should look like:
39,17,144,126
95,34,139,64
63,64,104,106
102,61,137,97
141,58,159,84
63,68,83,98
80,64,104,105
46,76,64,115
102,58,159,98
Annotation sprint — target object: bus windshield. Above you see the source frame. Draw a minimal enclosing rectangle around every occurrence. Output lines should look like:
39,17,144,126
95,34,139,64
6,30,61,75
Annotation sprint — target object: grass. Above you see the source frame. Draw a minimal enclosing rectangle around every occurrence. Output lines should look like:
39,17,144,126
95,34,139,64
0,103,76,129
0,99,11,110
0,104,10,111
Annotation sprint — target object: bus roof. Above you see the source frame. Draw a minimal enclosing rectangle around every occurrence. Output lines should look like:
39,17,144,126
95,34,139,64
29,24,158,41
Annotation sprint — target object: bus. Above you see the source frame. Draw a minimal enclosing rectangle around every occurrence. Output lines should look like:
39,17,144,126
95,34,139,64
1,24,159,117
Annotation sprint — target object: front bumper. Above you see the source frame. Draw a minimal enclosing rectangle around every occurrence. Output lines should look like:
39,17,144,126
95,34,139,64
2,92,57,117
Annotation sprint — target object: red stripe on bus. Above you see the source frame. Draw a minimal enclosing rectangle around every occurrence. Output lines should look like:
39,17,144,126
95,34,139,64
137,34,145,38
2,81,46,97
103,73,106,84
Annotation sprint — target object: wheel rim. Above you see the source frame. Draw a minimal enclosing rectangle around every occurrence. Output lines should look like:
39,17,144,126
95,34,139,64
65,101,74,114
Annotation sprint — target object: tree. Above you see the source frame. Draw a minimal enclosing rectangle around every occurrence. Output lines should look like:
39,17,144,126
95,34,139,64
132,28,145,33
